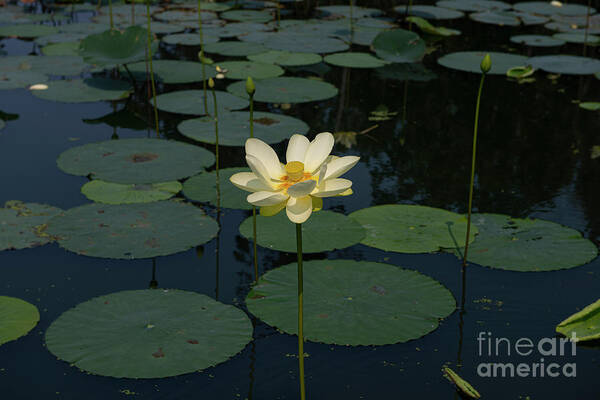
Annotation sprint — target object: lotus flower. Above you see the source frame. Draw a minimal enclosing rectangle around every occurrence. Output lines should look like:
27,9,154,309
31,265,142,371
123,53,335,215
230,132,359,223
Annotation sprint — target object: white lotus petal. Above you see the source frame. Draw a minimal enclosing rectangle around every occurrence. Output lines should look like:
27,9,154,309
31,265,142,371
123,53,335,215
304,132,334,174
246,155,276,189
260,201,287,216
247,191,289,206
287,179,317,198
286,134,310,163
286,195,313,224
322,156,360,181
246,138,285,179
312,178,352,197
229,172,273,193
317,163,327,184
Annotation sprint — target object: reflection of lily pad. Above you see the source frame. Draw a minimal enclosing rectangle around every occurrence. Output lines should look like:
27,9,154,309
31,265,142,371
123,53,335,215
183,168,252,209
446,213,598,271
324,52,388,68
372,29,426,63
81,180,182,204
556,299,600,342
394,5,464,20
510,34,565,47
215,61,284,80
124,59,217,84
204,41,269,56
80,26,153,66
239,211,365,253
31,78,132,103
376,63,437,81
0,296,40,346
349,204,477,253
246,259,456,345
437,51,528,74
45,289,252,378
47,201,219,259
0,201,63,251
227,77,338,104
178,111,308,146
0,23,58,38
155,90,248,115
57,138,214,184
82,108,147,130
528,55,600,75
247,50,322,66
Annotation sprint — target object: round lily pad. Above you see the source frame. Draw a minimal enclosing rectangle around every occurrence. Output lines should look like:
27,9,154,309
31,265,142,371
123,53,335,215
57,138,214,184
239,211,365,253
155,90,248,115
324,52,388,68
436,0,511,12
178,111,308,146
35,32,88,46
446,213,598,271
81,180,182,204
154,9,217,22
46,201,219,259
263,32,349,54
372,29,426,63
349,204,477,254
513,1,595,16
528,55,600,75
227,77,338,104
394,5,465,19
161,33,220,46
316,5,382,18
80,26,151,66
45,289,252,378
59,22,111,35
247,50,322,66
41,41,80,56
0,201,63,251
0,71,48,90
221,9,273,23
246,259,456,345
219,22,270,38
204,41,268,56
215,60,284,80
437,51,529,74
0,23,58,38
510,34,566,47
469,11,520,26
0,55,88,77
509,10,549,25
0,296,40,346
183,168,252,209
31,78,132,103
124,60,217,84
552,32,600,44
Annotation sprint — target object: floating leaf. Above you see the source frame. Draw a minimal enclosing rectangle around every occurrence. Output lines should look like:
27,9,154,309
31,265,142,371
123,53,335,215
57,138,214,184
46,201,219,259
510,34,565,47
0,23,58,38
0,71,48,90
0,55,88,77
349,204,477,253
81,180,182,204
247,50,322,66
82,108,147,130
513,1,596,16
31,78,132,103
41,41,80,56
161,32,220,46
155,90,248,115
123,59,217,84
0,296,40,346
507,65,535,78
221,9,273,23
35,32,88,46
469,11,520,26
80,26,154,66
552,32,600,44
45,289,252,378
437,51,529,74
246,259,455,345
214,61,284,80
239,211,365,253
406,16,461,36
183,168,252,209
372,29,426,63
436,0,510,12
556,299,600,342
0,201,63,251
443,367,481,399
218,22,271,38
324,52,389,68
178,111,308,146
579,102,600,111
446,213,598,271
316,5,382,18
204,41,268,56
263,32,349,54
227,77,338,104
394,5,465,20
528,55,600,75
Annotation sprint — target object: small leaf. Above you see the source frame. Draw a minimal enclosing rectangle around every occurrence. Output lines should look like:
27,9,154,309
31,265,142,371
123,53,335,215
443,367,481,399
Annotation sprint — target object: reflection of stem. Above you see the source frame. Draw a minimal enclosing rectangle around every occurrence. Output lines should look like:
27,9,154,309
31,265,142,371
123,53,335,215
198,0,208,115
276,0,281,28
296,223,306,400
248,319,257,400
405,0,413,31
109,0,114,29
250,93,258,283
463,74,485,267
122,64,137,91
211,84,221,210
583,0,592,57
131,0,134,25
215,209,221,300
349,0,354,43
401,80,409,124
335,68,349,132
146,0,160,138
149,258,158,288
454,264,466,400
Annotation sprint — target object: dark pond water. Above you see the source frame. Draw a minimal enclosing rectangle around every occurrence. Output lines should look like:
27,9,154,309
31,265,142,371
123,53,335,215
1,0,599,399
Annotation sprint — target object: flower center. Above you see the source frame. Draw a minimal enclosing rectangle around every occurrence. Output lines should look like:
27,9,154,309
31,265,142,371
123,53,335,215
285,161,304,182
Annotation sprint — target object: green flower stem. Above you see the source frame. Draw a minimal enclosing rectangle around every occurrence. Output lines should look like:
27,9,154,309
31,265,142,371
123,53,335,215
198,0,208,115
296,223,306,400
249,92,258,283
583,0,592,56
462,73,486,267
146,0,160,138
109,0,114,30
211,83,221,211
405,0,413,31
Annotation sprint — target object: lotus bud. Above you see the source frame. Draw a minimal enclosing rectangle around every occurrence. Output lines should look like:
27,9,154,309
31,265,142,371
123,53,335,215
208,78,215,89
246,76,255,96
480,53,492,74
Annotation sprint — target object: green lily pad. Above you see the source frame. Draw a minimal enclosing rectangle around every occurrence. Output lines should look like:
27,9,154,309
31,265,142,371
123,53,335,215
31,78,132,103
124,59,217,84
263,32,349,54
47,201,219,259
376,63,438,81
35,32,88,46
506,65,535,78
528,55,600,75
0,55,88,77
405,16,461,36
221,9,273,23
155,90,248,115
161,33,220,46
183,168,252,209
218,22,270,38
80,26,153,66
510,34,566,47
324,52,388,68
579,102,600,111
372,29,426,63
246,259,455,345
60,22,112,35
57,138,214,184
247,50,322,66
214,60,284,80
513,1,595,16
0,71,48,90
394,5,465,20
45,289,252,378
556,299,600,342
204,41,268,56
552,32,600,44
239,211,365,253
0,297,40,346
469,11,520,26
349,204,477,253
316,5,383,18
443,367,481,399
0,23,59,38
154,9,217,22
437,51,529,74
445,213,598,271
508,10,550,25
0,201,63,251
178,111,308,146
436,0,510,12
41,41,81,56
81,180,182,204
227,77,338,104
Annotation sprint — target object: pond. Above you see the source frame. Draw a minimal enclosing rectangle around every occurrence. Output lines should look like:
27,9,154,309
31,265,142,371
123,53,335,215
1,0,599,398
